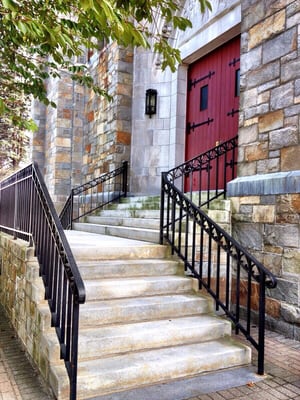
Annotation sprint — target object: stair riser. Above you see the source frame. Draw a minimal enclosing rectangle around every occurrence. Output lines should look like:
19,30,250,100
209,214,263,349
120,196,160,203
86,216,160,230
71,244,170,261
106,202,161,210
99,209,161,218
79,297,213,327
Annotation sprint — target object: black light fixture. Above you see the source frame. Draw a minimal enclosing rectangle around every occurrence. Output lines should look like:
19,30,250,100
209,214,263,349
145,89,157,118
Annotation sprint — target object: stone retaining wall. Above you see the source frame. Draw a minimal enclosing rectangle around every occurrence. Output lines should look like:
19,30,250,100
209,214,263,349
0,232,62,396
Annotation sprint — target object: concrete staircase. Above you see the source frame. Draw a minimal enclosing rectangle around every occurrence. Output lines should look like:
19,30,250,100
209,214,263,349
73,196,162,243
48,196,251,399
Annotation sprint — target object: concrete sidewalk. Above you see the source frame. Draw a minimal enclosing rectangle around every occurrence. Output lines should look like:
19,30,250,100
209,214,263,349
1,301,300,400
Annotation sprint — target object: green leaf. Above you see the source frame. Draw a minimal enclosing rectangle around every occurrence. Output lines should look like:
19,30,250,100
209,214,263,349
2,0,18,11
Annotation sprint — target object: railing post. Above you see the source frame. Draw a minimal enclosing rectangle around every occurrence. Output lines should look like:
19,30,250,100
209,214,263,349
122,161,128,197
70,189,74,230
258,271,266,375
13,174,18,240
160,173,165,245
70,300,80,400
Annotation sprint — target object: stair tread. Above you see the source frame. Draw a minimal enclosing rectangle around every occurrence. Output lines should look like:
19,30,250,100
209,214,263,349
77,315,232,359
84,275,193,301
52,339,251,399
81,293,211,308
65,230,168,259
79,293,213,327
77,338,250,373
77,259,180,279
77,222,160,233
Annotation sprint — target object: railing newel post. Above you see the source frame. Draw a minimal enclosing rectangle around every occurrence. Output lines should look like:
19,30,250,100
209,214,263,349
258,271,266,375
122,160,128,197
160,173,165,245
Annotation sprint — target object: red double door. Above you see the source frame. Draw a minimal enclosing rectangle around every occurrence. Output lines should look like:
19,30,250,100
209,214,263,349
185,36,240,190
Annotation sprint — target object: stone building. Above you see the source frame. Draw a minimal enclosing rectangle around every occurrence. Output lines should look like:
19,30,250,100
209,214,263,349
31,0,300,339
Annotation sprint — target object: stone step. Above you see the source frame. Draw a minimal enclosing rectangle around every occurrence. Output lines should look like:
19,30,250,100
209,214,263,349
44,315,231,363
79,294,213,327
77,259,181,279
105,200,160,210
73,222,160,243
77,315,231,360
120,195,161,203
65,230,169,260
51,339,251,400
99,209,161,219
86,216,160,230
84,275,193,301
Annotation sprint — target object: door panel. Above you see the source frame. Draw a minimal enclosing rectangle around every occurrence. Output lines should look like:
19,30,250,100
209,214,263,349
185,36,240,191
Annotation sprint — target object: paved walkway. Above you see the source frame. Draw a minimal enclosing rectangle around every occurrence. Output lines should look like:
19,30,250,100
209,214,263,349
0,301,300,400
0,305,53,400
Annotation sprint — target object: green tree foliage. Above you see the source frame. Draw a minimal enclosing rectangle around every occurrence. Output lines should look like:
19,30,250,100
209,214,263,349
0,0,211,172
0,92,30,176
0,0,211,125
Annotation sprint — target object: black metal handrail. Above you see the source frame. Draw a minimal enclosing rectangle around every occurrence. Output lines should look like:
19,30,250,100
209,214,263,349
160,138,277,375
168,136,238,207
60,161,128,229
0,163,85,400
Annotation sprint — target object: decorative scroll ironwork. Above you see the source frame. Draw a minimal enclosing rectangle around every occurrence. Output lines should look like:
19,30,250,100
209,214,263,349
60,161,128,229
167,136,238,208
0,163,85,400
160,138,277,375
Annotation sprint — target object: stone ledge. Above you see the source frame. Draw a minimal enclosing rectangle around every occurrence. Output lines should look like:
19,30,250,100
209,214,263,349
227,170,300,196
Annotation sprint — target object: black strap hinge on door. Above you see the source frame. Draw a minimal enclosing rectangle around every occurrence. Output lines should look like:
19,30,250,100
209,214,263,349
188,70,215,91
187,118,214,134
229,57,240,67
227,108,239,117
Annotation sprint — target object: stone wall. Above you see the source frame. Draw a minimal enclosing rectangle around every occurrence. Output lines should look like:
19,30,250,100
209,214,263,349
238,0,300,177
228,0,300,339
83,44,133,183
0,233,63,395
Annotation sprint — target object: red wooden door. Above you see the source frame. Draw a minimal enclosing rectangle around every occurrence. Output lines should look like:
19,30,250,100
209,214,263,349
185,36,240,190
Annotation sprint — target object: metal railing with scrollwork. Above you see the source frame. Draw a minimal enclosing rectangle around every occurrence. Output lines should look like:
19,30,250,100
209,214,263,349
60,161,128,229
0,163,85,400
160,138,277,375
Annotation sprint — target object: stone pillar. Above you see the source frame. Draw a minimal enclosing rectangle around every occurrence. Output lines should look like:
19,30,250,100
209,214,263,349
83,44,133,183
228,0,300,339
31,71,85,212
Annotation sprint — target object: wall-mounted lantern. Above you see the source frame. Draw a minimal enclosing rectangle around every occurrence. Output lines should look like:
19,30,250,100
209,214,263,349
145,89,157,118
